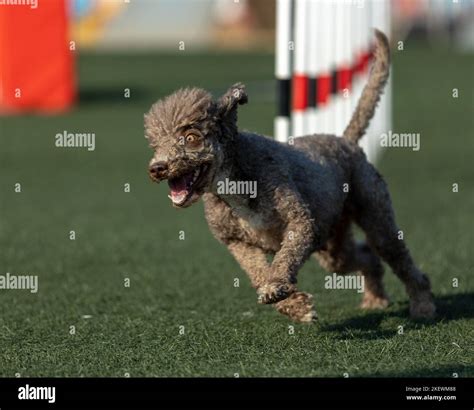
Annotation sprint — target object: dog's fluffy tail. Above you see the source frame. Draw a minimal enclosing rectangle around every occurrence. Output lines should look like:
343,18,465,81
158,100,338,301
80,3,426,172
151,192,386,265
343,29,390,144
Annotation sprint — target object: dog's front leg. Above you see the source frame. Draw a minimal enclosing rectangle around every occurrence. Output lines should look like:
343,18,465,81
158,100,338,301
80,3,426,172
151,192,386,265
227,241,270,289
257,190,316,304
228,239,317,322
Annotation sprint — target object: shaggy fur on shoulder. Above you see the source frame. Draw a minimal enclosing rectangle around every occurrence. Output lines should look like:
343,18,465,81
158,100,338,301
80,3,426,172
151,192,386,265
144,30,435,323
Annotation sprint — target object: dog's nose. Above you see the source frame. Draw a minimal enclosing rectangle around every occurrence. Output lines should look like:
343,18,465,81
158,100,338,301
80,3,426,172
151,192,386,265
148,161,168,181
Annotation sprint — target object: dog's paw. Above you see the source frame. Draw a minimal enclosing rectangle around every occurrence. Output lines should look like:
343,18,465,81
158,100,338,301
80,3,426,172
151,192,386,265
360,293,390,310
275,291,317,323
257,281,295,304
410,292,436,319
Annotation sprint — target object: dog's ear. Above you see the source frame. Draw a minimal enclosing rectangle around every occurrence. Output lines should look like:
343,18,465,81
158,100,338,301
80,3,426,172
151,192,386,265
216,83,248,120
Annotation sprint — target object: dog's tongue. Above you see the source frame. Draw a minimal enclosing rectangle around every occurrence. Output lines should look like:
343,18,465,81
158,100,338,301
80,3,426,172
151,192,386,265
168,172,193,204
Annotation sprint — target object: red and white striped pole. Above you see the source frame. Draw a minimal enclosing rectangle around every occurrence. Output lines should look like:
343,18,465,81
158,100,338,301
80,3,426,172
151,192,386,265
333,0,352,136
291,0,310,137
275,0,293,143
307,0,318,135
274,0,391,162
317,0,334,134
342,1,354,134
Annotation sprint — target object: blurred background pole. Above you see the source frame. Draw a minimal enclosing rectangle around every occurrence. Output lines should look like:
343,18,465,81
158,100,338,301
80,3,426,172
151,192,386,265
0,0,75,113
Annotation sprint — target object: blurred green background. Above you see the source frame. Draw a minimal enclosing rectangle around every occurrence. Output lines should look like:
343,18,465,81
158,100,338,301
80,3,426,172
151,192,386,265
0,38,473,376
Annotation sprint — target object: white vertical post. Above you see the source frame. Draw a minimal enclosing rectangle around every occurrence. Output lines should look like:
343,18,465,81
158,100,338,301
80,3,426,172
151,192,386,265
292,0,310,137
341,1,352,134
316,0,330,134
333,0,345,135
275,0,293,143
314,0,330,134
324,0,338,135
307,0,318,135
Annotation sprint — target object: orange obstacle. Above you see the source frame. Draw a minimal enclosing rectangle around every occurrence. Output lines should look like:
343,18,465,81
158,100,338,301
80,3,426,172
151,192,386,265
0,0,75,113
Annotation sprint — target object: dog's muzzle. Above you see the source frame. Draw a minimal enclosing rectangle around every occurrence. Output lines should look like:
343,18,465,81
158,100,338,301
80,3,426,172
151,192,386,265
148,161,168,182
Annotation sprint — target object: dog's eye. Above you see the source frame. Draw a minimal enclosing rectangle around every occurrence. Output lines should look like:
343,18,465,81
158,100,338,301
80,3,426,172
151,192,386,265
184,132,203,149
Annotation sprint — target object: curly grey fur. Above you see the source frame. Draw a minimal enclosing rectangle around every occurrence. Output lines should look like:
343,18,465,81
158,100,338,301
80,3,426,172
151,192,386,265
144,31,435,323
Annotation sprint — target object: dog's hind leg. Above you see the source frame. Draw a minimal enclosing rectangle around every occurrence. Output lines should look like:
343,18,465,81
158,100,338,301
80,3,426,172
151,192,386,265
352,164,435,319
354,243,389,309
315,220,389,309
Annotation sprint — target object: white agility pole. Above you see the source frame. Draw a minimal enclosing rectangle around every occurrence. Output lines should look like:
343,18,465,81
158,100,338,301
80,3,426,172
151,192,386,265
316,0,333,134
325,0,339,135
349,1,362,117
333,0,345,135
340,1,353,134
307,0,318,135
292,0,310,137
275,0,293,143
308,0,332,135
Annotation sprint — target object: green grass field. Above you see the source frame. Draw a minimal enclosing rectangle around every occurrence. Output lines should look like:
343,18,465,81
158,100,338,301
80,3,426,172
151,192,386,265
0,40,473,377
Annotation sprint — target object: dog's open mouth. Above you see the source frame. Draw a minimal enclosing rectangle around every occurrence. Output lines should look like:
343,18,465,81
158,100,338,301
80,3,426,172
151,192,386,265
167,165,209,207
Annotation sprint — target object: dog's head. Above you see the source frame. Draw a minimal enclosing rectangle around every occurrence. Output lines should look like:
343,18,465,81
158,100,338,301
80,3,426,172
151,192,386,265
145,83,247,208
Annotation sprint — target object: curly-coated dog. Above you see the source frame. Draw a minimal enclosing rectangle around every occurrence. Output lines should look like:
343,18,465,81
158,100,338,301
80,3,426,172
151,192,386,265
144,30,435,323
